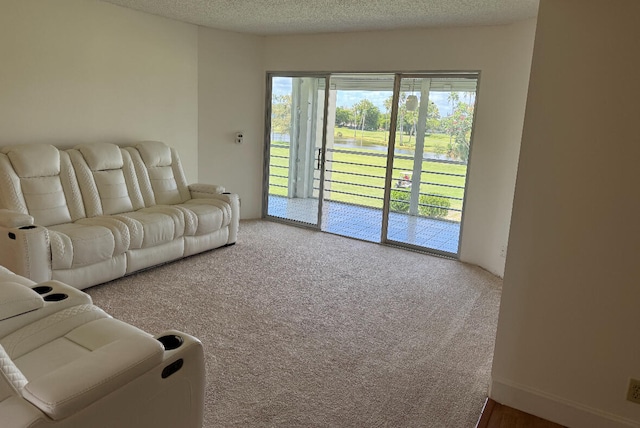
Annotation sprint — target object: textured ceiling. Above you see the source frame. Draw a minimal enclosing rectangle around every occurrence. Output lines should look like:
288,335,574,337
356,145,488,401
99,0,539,35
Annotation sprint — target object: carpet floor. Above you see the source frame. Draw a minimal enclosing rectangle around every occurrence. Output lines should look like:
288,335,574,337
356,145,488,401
86,220,502,427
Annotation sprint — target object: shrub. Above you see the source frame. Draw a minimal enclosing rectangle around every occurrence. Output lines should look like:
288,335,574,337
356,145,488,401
390,189,410,212
419,194,450,218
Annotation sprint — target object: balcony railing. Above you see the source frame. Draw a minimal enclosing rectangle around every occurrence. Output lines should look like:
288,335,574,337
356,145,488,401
268,143,467,222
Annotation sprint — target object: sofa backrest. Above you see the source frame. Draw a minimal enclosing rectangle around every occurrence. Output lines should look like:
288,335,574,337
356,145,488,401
0,145,86,226
124,141,191,207
69,143,145,217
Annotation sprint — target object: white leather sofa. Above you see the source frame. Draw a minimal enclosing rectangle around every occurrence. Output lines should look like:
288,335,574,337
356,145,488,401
0,265,204,427
0,141,239,289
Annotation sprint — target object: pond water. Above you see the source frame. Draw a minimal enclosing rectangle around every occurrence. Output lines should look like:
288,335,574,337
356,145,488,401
271,134,450,160
334,139,449,160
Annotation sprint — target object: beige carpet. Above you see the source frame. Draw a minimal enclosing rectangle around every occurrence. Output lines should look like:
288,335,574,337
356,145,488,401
86,220,502,427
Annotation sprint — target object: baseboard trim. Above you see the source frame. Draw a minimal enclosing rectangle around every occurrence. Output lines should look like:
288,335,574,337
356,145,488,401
490,378,639,428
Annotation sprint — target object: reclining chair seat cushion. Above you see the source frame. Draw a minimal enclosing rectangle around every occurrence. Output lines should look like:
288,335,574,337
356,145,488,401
47,223,121,270
112,210,182,249
179,199,232,236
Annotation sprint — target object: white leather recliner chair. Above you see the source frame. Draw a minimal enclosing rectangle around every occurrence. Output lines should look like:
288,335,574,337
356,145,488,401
0,266,205,427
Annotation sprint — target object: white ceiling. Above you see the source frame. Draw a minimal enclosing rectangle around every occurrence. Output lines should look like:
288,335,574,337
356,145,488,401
99,0,539,35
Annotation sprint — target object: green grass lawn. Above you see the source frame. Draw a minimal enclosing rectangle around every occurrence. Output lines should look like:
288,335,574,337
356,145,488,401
268,142,467,222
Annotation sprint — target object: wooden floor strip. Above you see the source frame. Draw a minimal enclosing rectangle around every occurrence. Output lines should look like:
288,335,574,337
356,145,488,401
476,398,566,428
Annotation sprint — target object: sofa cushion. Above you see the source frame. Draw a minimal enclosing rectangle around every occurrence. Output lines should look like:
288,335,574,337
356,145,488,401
20,177,72,226
69,147,141,218
180,201,231,235
130,142,191,206
48,224,119,270
143,163,183,205
136,141,172,168
1,145,74,227
93,170,134,215
3,145,60,178
76,143,123,172
112,211,181,249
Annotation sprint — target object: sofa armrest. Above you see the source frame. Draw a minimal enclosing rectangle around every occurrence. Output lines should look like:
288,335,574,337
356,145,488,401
22,335,164,421
0,225,51,283
0,282,43,321
206,192,240,244
0,210,33,229
188,183,226,198
0,281,94,339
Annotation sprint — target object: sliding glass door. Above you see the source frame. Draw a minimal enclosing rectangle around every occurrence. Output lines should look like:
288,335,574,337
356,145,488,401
264,72,478,258
320,74,395,242
264,74,329,227
383,75,477,255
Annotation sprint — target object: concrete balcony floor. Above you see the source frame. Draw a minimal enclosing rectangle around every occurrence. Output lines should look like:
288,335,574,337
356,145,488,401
267,195,460,255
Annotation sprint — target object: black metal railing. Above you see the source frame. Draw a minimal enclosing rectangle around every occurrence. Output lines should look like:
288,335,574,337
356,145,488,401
268,143,467,221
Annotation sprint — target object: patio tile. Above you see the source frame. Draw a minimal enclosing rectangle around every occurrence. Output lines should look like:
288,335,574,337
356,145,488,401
268,196,459,255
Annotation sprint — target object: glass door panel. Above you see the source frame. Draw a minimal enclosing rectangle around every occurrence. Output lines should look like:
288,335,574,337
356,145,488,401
321,74,395,242
265,75,328,226
385,76,478,256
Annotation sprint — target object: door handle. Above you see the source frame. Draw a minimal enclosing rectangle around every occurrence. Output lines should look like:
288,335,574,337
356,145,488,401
316,148,322,169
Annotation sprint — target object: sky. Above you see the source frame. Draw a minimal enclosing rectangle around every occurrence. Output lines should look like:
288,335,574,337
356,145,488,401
272,76,459,117
335,90,454,116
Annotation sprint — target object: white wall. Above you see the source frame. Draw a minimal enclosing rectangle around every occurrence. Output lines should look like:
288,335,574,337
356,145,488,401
0,0,535,277
491,0,640,426
197,28,265,218
263,21,536,276
0,0,199,181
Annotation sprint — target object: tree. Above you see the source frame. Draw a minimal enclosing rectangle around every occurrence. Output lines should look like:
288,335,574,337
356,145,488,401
426,101,441,132
353,99,380,131
335,107,352,127
385,94,441,146
271,94,292,138
443,92,474,162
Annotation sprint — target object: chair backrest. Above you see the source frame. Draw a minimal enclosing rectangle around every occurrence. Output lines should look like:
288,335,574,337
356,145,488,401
0,145,85,226
124,141,191,207
69,143,145,217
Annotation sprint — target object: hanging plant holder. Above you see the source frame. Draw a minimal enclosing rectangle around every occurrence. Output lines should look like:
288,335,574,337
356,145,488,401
406,95,418,111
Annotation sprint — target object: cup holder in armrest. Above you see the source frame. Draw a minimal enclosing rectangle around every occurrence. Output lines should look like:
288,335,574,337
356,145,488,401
157,335,183,351
43,293,68,302
32,286,53,295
